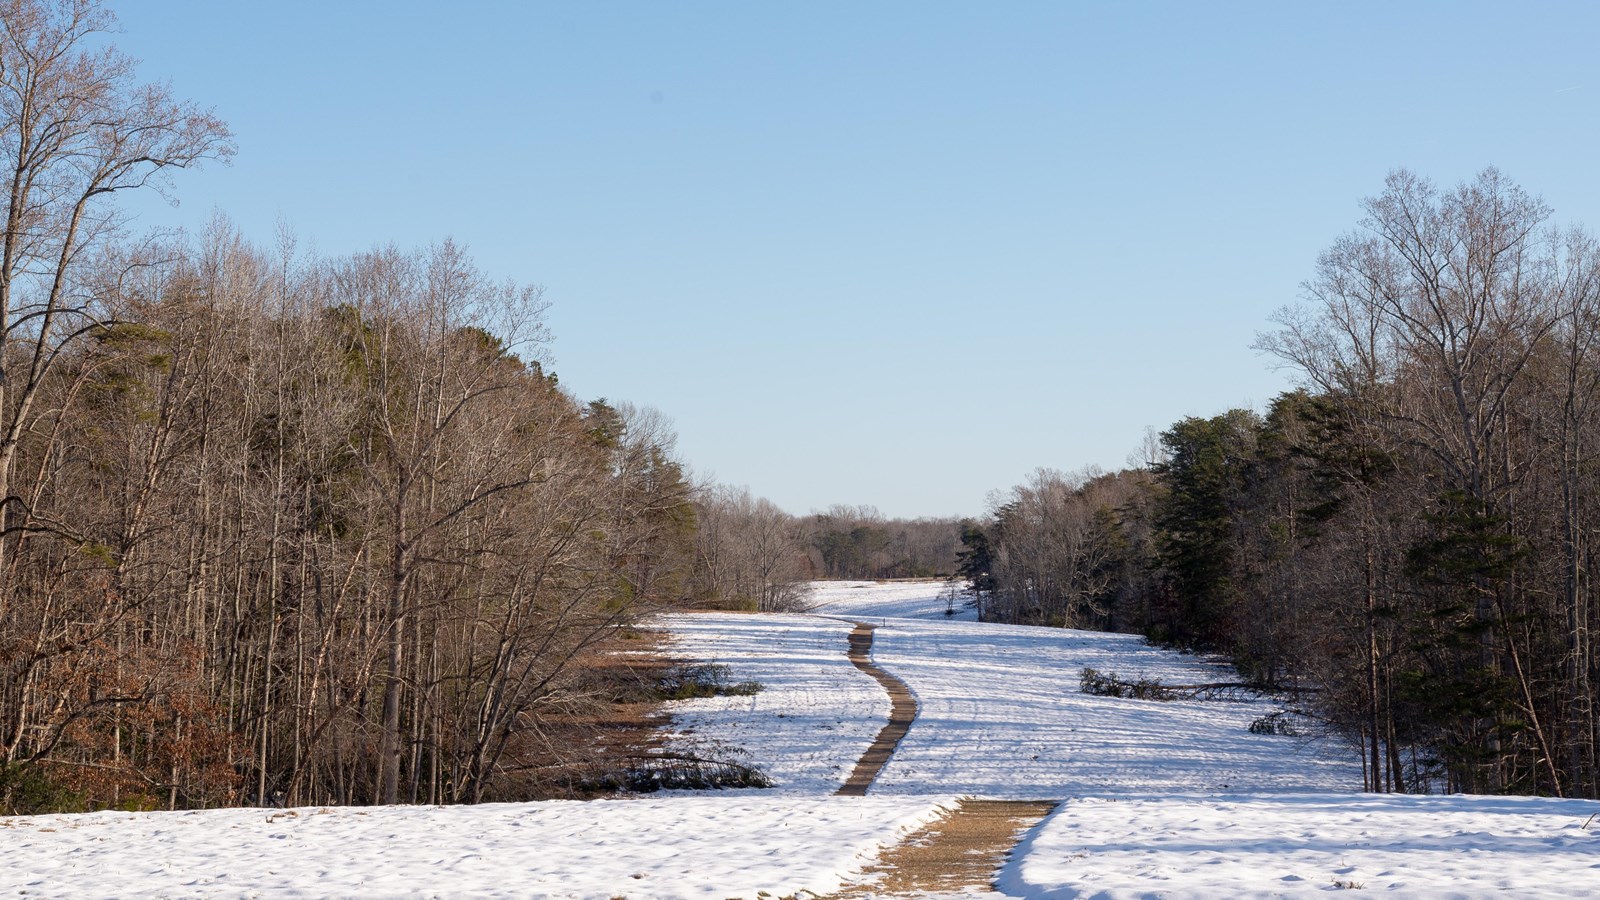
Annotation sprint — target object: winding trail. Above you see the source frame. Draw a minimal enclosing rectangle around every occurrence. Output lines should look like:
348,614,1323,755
827,620,1058,896
835,622,918,797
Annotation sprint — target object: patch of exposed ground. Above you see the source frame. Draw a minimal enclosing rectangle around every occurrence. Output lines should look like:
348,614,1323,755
823,798,1058,898
504,628,675,799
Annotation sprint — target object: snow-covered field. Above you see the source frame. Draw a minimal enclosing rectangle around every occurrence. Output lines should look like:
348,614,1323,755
807,578,979,621
1002,793,1600,898
4,578,1597,898
862,617,1356,797
664,613,885,792
816,581,1600,897
0,795,955,899
666,580,1357,798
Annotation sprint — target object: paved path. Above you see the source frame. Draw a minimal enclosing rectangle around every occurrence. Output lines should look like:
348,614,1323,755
835,622,918,797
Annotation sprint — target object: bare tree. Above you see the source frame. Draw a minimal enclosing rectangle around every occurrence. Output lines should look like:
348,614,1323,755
1262,168,1567,794
692,486,811,611
0,0,232,585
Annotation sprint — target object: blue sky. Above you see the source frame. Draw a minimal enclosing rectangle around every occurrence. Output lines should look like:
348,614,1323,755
110,2,1600,518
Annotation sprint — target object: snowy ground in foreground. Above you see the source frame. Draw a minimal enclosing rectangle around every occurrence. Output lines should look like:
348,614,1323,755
1001,793,1600,898
0,795,954,899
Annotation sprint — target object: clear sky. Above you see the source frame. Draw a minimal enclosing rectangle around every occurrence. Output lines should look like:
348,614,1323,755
108,1,1600,519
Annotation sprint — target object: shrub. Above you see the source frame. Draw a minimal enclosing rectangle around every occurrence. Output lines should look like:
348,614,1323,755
625,759,772,792
660,663,762,700
1079,667,1178,701
0,764,88,816
1248,711,1303,736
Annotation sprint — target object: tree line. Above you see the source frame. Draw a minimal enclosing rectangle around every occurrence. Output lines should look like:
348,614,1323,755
965,168,1600,800
0,215,712,810
0,0,711,813
689,495,962,611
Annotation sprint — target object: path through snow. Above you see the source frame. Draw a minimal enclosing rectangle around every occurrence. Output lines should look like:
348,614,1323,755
666,584,1358,799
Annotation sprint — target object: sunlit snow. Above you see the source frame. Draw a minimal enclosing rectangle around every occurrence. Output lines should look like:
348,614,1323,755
1003,793,1600,898
0,795,954,899
669,580,1358,798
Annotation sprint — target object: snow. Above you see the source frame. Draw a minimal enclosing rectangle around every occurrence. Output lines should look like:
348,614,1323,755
696,580,1358,798
863,618,1358,797
1001,793,1600,898
4,579,1594,898
662,612,887,793
0,795,955,899
808,578,978,621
